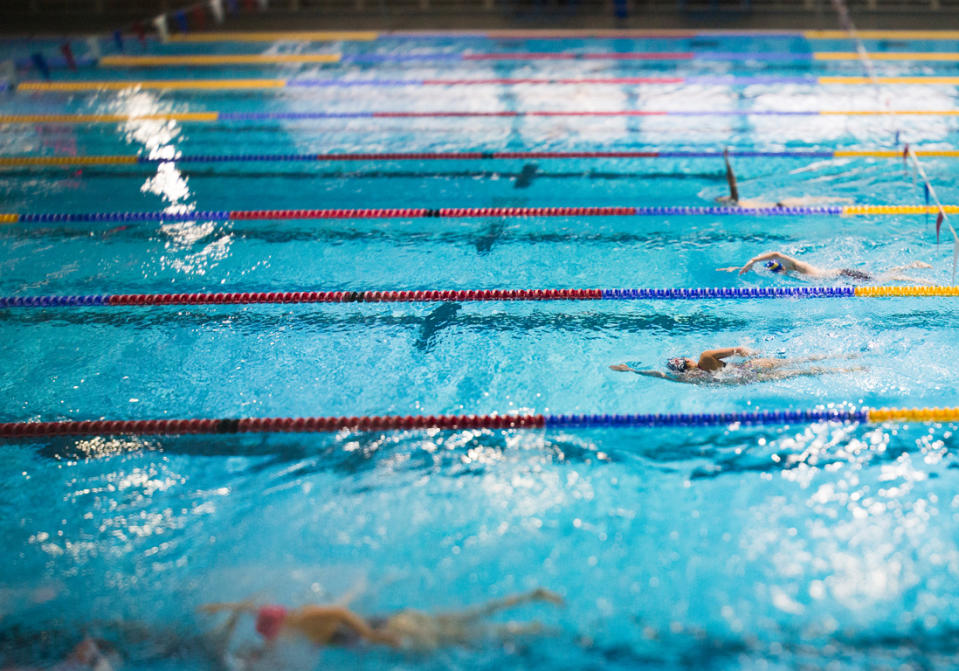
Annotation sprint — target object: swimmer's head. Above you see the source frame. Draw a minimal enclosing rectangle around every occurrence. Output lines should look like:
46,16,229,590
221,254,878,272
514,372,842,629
256,605,288,641
764,260,784,274
66,637,120,668
666,357,690,373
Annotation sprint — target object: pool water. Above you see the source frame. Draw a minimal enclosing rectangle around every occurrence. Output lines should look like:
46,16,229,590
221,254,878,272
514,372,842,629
2,30,959,670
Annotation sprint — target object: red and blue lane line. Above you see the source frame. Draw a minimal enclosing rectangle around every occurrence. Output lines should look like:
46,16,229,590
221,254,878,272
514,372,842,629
336,51,815,63
11,204,846,225
218,110,825,119
386,31,802,38
11,52,814,69
0,287,856,308
282,74,819,87
124,149,836,163
0,408,869,437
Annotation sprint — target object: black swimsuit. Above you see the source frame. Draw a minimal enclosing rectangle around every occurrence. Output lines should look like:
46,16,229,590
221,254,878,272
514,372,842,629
839,268,872,281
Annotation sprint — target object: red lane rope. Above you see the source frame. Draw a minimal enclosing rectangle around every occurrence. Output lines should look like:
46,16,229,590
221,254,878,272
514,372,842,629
224,206,636,220
229,208,432,220
105,289,605,306
0,415,548,437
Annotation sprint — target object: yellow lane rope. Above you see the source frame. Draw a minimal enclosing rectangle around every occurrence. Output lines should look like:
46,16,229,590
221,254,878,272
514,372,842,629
167,31,378,42
868,407,959,422
100,54,341,66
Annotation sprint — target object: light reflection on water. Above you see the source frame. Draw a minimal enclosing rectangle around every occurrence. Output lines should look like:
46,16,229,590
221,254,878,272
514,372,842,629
109,89,235,278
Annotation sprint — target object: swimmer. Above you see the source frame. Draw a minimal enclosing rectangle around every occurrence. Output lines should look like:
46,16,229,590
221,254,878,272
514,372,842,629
4,636,121,671
717,250,933,284
57,637,121,671
610,347,863,384
715,149,852,209
200,587,564,654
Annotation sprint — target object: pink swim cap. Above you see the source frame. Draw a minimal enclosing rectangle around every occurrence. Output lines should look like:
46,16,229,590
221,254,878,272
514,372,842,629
255,605,287,641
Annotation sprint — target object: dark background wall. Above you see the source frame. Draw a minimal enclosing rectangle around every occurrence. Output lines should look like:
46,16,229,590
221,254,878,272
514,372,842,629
2,0,958,33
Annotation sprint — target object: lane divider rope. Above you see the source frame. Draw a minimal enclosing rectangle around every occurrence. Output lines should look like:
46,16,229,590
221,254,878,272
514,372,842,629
100,54,342,66
1,286,957,308
5,149,959,166
2,205,959,224
153,29,959,41
2,407,958,437
166,31,380,42
92,52,959,67
5,110,959,124
17,76,959,91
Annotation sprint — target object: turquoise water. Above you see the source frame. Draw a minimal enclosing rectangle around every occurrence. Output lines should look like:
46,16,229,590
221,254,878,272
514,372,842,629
2,32,959,670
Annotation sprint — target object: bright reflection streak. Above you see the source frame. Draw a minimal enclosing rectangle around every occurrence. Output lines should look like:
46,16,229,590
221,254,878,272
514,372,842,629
764,424,954,612
107,89,233,276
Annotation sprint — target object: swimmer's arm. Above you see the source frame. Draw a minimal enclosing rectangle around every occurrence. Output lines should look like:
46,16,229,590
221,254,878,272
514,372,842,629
723,148,739,204
610,365,685,383
633,370,688,383
736,251,811,276
700,346,758,361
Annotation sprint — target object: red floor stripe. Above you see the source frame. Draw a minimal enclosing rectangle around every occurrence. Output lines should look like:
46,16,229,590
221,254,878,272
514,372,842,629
420,77,686,85
461,52,695,60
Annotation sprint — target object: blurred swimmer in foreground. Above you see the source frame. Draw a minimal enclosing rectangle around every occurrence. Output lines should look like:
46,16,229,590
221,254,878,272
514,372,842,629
718,250,933,284
610,346,863,384
200,588,564,654
715,149,852,209
3,636,121,671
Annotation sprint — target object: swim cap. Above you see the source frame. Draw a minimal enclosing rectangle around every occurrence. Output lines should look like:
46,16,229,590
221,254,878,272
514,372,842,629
255,605,287,641
764,260,784,273
666,357,688,372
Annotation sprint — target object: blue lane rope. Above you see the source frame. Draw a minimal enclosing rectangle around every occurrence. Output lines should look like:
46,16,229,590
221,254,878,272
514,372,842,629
543,408,868,427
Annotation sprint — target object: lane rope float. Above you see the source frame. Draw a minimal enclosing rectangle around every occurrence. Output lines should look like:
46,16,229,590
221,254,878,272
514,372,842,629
2,205,959,224
5,110,959,125
17,76,959,91
1,286,957,309
4,149,959,167
1,407,958,437
154,29,959,41
92,52,959,67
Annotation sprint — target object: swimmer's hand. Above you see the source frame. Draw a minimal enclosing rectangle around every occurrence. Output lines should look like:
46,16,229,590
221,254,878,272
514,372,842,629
716,266,741,272
735,347,759,357
609,364,636,372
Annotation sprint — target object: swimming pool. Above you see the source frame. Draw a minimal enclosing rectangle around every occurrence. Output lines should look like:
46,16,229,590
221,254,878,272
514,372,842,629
2,27,959,670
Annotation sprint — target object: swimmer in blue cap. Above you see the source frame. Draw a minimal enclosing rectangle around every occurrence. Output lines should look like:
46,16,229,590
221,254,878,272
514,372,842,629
718,250,933,284
611,347,863,384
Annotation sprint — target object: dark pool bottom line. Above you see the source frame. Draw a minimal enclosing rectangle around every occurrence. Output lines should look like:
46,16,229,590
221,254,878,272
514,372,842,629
0,287,955,308
2,408,956,438
0,150,846,167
